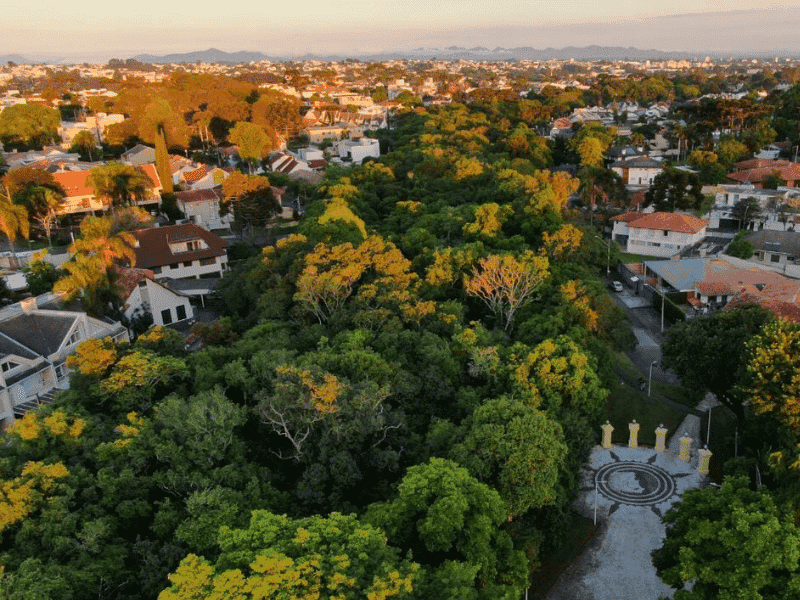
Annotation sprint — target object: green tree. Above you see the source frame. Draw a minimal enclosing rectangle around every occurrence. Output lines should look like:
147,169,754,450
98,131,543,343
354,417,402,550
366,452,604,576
154,128,173,194
740,319,800,435
22,253,60,295
661,304,772,422
161,511,418,600
0,103,60,149
731,196,763,230
450,398,568,518
652,476,800,600
69,130,99,161
644,168,703,212
365,457,528,597
87,162,149,208
229,121,273,173
0,183,29,263
726,231,755,258
717,137,749,168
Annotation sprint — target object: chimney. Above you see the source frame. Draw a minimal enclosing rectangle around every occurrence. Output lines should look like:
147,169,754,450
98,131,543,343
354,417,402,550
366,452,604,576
20,297,37,314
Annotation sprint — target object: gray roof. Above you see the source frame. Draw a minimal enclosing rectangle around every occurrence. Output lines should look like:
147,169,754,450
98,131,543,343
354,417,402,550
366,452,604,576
744,230,800,256
0,331,38,360
643,258,709,291
611,157,664,169
0,313,78,357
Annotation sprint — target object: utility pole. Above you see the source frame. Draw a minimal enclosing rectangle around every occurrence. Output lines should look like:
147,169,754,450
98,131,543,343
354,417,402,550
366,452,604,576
660,275,665,333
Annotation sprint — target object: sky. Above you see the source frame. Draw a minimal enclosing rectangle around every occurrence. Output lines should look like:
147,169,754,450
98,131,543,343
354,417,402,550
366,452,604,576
3,1,800,60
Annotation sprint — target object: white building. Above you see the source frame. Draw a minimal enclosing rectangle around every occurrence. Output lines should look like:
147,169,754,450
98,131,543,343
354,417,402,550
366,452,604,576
0,293,129,427
118,267,194,327
175,189,231,231
610,157,665,187
335,137,380,164
611,211,708,258
130,224,230,280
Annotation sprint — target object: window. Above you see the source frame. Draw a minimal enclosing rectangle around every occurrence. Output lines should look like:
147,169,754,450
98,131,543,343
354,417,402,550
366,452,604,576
170,263,179,270
1,361,20,373
161,309,172,325
138,279,147,288
183,261,193,267
67,329,81,346
176,305,187,321
200,257,216,266
663,230,669,236
55,363,67,381
771,254,781,263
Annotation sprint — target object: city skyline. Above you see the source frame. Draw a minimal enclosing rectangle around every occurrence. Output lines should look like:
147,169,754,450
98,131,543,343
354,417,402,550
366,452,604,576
3,2,800,62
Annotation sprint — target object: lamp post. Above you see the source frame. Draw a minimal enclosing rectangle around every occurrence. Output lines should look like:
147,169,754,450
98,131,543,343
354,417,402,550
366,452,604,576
594,235,611,276
648,360,658,397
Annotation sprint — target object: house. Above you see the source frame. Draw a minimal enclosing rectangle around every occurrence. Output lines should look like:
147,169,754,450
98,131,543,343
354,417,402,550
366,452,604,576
0,293,129,427
130,224,230,280
610,156,665,187
120,144,156,166
175,188,230,231
306,124,347,144
743,230,800,268
611,211,707,258
706,184,800,231
639,256,800,318
335,137,380,164
116,267,194,328
726,159,800,188
51,163,163,217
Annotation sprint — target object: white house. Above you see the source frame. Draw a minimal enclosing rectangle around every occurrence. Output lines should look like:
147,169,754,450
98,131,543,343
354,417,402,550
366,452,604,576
0,293,129,427
117,267,194,327
130,223,230,280
610,157,665,187
175,189,231,231
706,184,800,231
612,211,708,257
335,137,380,164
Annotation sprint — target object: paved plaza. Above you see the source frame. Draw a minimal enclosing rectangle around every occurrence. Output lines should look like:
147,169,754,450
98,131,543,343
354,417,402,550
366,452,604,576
543,423,711,600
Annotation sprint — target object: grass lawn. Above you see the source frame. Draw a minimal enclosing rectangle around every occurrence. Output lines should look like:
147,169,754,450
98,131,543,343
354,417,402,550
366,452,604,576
619,251,665,264
528,511,601,600
605,383,688,446
614,352,701,409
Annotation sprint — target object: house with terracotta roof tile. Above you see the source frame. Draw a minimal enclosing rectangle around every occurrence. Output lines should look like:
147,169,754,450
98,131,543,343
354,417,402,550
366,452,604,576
611,211,707,258
726,159,800,188
130,224,230,280
51,163,162,217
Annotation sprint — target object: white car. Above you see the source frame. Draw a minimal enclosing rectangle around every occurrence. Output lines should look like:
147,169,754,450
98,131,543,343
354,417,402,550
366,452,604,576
611,281,624,292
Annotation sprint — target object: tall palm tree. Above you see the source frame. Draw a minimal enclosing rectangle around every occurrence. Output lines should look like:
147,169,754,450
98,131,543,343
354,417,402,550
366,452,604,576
0,184,30,267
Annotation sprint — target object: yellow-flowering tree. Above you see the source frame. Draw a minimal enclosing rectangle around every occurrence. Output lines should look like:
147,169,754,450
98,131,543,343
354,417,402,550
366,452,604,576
464,252,549,331
160,511,417,600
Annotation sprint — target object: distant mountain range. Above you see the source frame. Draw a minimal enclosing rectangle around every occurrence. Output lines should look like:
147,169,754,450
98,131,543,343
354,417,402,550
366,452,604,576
130,46,718,64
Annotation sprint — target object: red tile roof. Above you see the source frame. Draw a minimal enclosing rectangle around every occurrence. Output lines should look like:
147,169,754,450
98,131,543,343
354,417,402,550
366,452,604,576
629,212,708,234
130,224,230,269
610,211,646,223
175,188,221,204
113,266,156,299
725,292,800,322
52,164,161,199
696,280,735,296
727,163,800,184
181,165,211,184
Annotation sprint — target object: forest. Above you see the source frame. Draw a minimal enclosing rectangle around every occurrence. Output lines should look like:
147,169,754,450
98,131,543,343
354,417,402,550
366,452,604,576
0,92,798,599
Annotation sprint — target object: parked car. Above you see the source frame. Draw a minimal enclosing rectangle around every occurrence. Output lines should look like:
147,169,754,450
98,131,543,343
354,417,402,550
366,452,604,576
611,281,624,292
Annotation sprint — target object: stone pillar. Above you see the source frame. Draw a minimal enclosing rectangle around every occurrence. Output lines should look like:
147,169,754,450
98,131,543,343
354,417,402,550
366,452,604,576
655,424,668,453
698,446,713,475
628,420,640,449
679,431,692,462
601,420,614,449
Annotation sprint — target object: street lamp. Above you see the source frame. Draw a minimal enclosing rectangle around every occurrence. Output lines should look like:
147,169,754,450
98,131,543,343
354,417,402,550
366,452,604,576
594,235,611,276
593,471,609,525
648,360,658,397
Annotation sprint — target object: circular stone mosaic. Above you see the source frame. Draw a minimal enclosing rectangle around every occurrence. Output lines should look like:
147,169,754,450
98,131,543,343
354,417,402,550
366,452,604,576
595,461,676,506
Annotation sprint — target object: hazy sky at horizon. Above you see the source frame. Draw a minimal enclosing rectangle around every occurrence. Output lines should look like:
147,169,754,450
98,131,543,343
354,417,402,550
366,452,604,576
3,1,800,59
